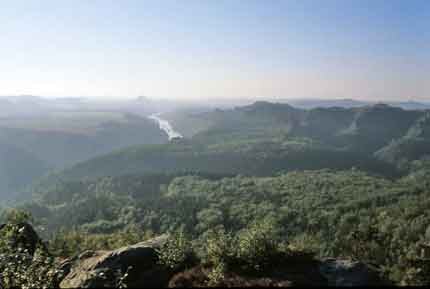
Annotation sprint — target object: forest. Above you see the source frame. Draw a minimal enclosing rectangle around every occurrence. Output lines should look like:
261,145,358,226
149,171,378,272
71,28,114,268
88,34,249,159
2,102,430,287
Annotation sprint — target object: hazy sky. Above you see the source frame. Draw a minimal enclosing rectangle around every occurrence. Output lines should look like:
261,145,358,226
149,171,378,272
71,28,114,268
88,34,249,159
1,0,429,101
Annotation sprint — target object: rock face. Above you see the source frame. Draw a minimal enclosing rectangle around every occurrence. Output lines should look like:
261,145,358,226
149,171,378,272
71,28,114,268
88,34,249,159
168,255,388,287
0,224,388,288
319,258,387,286
59,236,388,288
60,234,171,288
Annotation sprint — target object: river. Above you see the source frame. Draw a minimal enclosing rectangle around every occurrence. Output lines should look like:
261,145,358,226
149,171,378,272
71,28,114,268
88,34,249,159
148,113,183,140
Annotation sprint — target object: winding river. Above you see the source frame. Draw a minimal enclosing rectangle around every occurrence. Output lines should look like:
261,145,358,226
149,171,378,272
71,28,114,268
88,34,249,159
149,113,183,140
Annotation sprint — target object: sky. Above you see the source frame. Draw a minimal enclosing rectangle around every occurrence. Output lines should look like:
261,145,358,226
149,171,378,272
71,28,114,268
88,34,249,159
0,0,429,101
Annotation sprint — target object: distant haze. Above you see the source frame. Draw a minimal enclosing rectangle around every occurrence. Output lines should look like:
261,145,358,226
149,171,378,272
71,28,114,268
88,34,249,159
0,0,429,101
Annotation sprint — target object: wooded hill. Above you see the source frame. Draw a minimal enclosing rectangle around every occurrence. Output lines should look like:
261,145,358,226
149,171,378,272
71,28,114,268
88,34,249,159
40,102,430,185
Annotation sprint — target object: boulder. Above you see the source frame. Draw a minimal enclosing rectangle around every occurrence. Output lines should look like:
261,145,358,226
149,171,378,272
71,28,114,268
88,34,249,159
60,234,171,288
168,253,388,287
319,258,387,286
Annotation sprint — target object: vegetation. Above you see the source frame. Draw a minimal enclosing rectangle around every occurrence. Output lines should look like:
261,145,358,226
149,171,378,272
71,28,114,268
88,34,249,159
0,166,423,285
0,246,63,289
376,112,430,167
37,102,430,186
0,143,50,201
2,102,430,286
0,112,167,200
0,212,64,289
157,229,194,270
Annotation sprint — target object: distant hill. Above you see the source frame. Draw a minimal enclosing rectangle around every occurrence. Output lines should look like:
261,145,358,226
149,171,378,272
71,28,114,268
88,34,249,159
39,101,430,186
0,143,50,201
287,98,369,109
0,113,168,168
0,112,169,201
376,111,430,165
333,104,422,152
172,101,424,153
387,101,430,110
285,98,430,110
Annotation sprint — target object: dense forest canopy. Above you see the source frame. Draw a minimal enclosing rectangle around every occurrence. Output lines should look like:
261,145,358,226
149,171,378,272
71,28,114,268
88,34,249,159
8,166,430,285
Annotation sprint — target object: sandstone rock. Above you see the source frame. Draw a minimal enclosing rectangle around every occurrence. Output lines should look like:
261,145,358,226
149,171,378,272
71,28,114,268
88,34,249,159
0,223,391,287
319,258,387,286
60,234,170,288
168,253,388,287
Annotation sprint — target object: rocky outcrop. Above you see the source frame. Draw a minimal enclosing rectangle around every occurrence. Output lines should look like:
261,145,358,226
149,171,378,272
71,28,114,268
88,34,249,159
0,222,388,287
59,234,171,288
0,224,388,288
59,236,388,288
168,255,388,287
168,266,294,287
319,258,387,286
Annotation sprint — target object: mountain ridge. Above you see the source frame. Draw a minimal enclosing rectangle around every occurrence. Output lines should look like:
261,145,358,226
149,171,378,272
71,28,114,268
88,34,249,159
34,101,430,187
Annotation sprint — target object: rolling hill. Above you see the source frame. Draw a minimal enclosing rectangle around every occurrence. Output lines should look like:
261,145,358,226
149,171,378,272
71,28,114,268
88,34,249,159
0,113,168,168
37,101,430,186
0,112,168,201
0,143,50,201
376,111,430,166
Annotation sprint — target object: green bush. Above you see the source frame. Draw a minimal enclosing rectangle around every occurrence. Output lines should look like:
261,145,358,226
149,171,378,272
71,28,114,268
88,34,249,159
0,247,64,289
157,229,193,270
203,229,234,264
200,218,285,277
207,262,226,286
236,218,281,271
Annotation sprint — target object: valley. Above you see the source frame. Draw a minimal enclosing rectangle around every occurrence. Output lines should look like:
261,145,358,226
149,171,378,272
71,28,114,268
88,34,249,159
2,100,430,287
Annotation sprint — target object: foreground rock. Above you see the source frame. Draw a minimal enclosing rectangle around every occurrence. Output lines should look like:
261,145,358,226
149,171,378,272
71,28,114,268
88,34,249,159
59,235,388,288
319,258,388,286
60,234,171,288
0,223,388,288
169,253,388,287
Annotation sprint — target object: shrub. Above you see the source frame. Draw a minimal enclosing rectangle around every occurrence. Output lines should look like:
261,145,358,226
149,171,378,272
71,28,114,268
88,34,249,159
0,247,64,289
200,218,285,282
207,262,226,286
203,229,235,267
157,229,193,270
236,217,281,271
201,229,235,285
